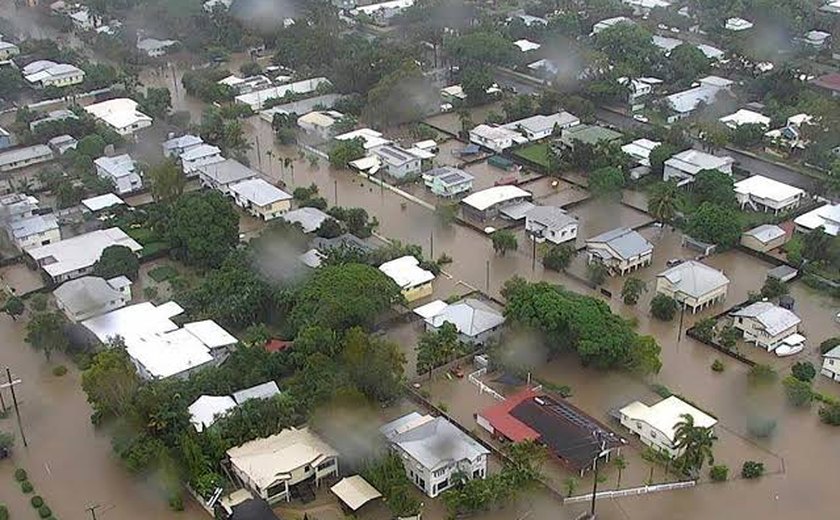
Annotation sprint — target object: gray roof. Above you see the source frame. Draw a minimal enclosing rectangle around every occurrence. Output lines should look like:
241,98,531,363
10,213,58,239
229,178,292,206
665,150,733,175
744,224,785,244
586,228,652,260
232,381,280,405
199,159,258,185
825,345,840,359
427,298,505,337
380,412,489,471
162,134,203,151
525,205,577,230
282,207,331,233
666,84,721,114
425,166,474,187
374,145,417,167
53,276,124,318
503,112,579,134
658,260,730,298
560,125,622,146
767,264,797,280
30,109,78,130
0,145,53,167
732,301,800,336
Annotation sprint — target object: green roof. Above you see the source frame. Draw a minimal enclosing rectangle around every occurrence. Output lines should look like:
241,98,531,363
560,125,623,147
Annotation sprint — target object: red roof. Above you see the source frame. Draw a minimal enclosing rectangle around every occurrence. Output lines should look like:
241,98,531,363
811,73,840,92
478,388,541,442
264,339,293,353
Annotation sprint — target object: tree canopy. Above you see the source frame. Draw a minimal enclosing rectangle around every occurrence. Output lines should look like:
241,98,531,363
93,245,140,281
167,191,239,269
686,202,742,248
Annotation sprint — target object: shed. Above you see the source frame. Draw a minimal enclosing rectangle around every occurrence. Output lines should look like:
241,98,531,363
330,475,382,511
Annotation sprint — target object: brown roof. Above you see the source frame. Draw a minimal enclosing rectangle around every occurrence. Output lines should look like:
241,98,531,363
811,73,840,92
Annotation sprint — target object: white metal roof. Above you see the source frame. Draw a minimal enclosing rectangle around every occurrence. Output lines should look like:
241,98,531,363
719,109,771,128
461,185,531,211
10,213,57,239
95,154,136,178
794,203,840,236
234,77,331,109
0,145,53,168
380,413,489,471
665,149,734,175
53,276,125,319
379,255,434,289
734,175,804,203
126,328,215,379
232,381,281,405
426,298,505,337
26,227,142,279
351,0,414,15
82,301,183,343
513,39,541,52
282,207,331,233
621,138,661,166
229,178,292,206
183,320,238,349
413,299,448,319
620,396,716,443
334,128,392,149
658,260,730,298
82,193,124,212
743,224,786,244
84,98,152,131
732,301,800,336
725,17,753,31
188,395,237,432
331,476,382,511
199,159,258,185
179,143,221,162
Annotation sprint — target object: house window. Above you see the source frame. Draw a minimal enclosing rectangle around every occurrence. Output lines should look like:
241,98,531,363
317,460,333,471
651,431,657,439
266,482,286,499
433,468,446,478
635,422,642,430
473,469,482,478
830,360,835,366
304,464,311,473
416,477,426,489
436,478,449,493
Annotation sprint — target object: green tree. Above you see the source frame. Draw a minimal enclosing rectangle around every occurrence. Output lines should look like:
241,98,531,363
741,461,764,479
417,321,460,376
673,413,717,475
363,454,421,517
730,123,766,148
697,123,729,152
592,23,659,76
649,144,677,177
492,230,518,256
626,335,663,375
709,464,728,482
24,312,69,361
589,166,624,198
543,244,575,271
693,317,716,342
821,337,840,355
445,31,518,66
76,134,107,158
668,44,711,83
791,361,816,382
650,293,678,321
168,191,239,269
139,87,172,119
648,180,680,223
342,327,405,402
364,60,437,127
782,375,813,407
563,476,579,496
460,65,494,106
686,202,742,248
693,169,736,207
819,402,840,425
3,296,24,321
621,277,647,305
329,138,365,168
587,261,609,285
147,160,186,204
760,277,789,299
81,344,140,420
613,455,627,488
748,364,778,385
290,263,402,333
93,245,140,281
197,107,250,157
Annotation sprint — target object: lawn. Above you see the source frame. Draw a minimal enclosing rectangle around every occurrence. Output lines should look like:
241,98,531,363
513,143,550,168
148,264,179,282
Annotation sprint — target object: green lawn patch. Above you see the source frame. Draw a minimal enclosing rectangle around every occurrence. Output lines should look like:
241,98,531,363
148,264,178,282
513,143,550,168
140,242,170,260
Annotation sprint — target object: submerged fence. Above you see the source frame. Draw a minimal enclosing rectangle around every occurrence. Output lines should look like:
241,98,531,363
564,480,696,504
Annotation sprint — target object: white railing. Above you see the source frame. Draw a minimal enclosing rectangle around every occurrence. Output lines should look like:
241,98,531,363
468,368,504,401
563,480,695,504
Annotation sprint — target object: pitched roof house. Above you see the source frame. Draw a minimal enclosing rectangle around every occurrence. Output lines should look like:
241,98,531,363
585,228,653,275
731,301,801,351
655,260,729,312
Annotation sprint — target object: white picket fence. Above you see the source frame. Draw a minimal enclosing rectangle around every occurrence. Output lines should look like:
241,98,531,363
468,368,504,401
564,480,696,504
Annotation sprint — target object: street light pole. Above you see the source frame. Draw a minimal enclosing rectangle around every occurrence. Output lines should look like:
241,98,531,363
86,504,100,520
4,367,26,447
677,291,686,342
589,431,607,518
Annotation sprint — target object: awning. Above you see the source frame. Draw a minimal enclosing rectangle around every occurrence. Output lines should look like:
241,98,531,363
330,475,382,511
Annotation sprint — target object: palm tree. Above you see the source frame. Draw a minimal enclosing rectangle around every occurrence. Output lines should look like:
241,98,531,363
283,157,294,182
613,455,627,488
648,180,680,224
673,413,717,476
563,476,579,497
265,150,275,177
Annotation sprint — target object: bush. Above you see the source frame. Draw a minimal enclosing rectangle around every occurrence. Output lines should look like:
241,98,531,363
21,479,33,493
31,495,44,508
782,375,813,407
650,294,678,321
711,359,724,372
709,465,728,482
652,384,672,398
52,365,67,377
15,468,27,481
819,402,840,426
746,415,777,438
741,461,765,479
0,504,7,520
168,494,184,511
748,364,777,385
791,361,816,382
38,505,52,518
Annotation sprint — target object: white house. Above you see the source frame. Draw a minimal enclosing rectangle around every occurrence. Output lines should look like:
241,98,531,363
188,395,237,432
29,109,79,132
380,412,488,498
821,345,840,383
655,260,730,313
136,37,178,57
334,128,392,151
664,76,734,122
22,60,85,88
794,203,840,236
234,77,331,111
179,143,224,177
422,166,474,197
297,110,344,139
53,275,132,322
0,41,20,61
622,0,670,16
0,193,40,222
84,98,152,136
198,159,258,195
741,224,788,252
81,193,125,213
229,178,292,221
8,214,60,250
48,134,78,155
94,154,142,195
350,0,414,23
162,134,204,158
525,205,578,245
622,138,661,179
468,124,528,153
373,145,421,179
227,427,339,504
379,255,434,302
619,396,717,457
414,298,505,346
282,207,332,233
461,185,532,221
731,301,801,351
719,109,771,129
585,228,653,275
663,149,734,186
513,39,541,52
734,175,804,214
501,112,580,141
26,227,142,284
725,17,753,31
0,145,54,172
591,16,632,35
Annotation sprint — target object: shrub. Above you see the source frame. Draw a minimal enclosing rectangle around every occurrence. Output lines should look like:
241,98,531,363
650,294,678,321
693,318,716,343
14,468,27,481
21,479,34,493
747,364,777,385
791,361,816,382
711,359,724,372
819,402,840,426
709,465,728,482
0,504,7,520
741,461,765,479
782,375,813,407
52,365,67,377
719,325,740,349
31,495,44,508
746,415,777,438
652,384,672,398
168,494,184,511
38,505,52,518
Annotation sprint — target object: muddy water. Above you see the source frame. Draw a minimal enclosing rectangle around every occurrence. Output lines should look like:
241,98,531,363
0,314,207,520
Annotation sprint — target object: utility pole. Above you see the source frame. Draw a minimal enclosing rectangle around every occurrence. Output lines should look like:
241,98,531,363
334,179,338,206
589,431,607,518
429,230,434,259
531,237,536,271
485,260,490,292
255,135,262,169
86,504,100,520
677,292,686,343
4,368,26,447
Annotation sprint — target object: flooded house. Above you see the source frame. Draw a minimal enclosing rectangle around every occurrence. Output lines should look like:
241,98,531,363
227,427,340,504
198,159,258,195
414,297,505,345
461,185,532,221
381,412,489,498
162,133,205,158
53,275,132,322
663,149,734,186
180,144,224,177
655,260,730,313
468,124,528,153
84,98,153,136
229,179,292,221
422,166,474,197
585,227,653,276
94,153,142,195
821,345,840,383
731,301,802,351
741,224,788,252
378,255,435,302
619,396,717,457
282,207,332,233
524,205,578,245
734,175,805,214
372,144,422,179
501,112,580,142
794,203,840,236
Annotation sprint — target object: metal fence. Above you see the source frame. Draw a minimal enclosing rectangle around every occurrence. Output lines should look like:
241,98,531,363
564,480,696,504
467,367,505,401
